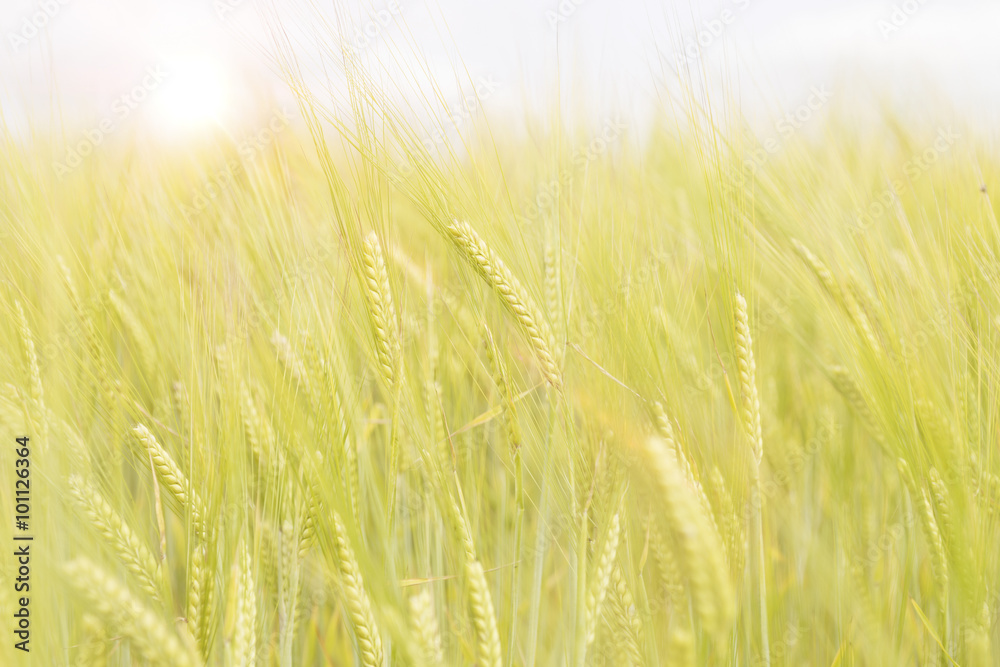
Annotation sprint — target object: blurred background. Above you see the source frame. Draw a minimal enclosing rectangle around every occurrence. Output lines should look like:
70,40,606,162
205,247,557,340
1,0,997,145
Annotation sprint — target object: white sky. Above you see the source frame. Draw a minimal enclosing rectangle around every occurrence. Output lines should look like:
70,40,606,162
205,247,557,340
1,0,998,140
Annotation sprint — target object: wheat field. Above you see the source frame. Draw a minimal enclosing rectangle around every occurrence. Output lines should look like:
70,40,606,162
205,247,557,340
1,8,999,666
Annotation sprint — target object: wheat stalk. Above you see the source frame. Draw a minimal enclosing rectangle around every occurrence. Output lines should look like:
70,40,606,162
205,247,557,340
278,518,300,665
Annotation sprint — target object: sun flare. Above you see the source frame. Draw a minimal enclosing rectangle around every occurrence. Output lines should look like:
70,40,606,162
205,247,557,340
148,53,230,134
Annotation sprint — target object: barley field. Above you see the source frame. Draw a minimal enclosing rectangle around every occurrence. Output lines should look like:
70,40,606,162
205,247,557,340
1,4,999,666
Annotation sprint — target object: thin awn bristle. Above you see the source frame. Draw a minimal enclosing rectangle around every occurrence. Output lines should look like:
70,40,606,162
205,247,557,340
109,289,158,377
271,330,319,409
483,327,525,516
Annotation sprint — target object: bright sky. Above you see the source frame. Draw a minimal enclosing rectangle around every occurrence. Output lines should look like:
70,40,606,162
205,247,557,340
1,0,998,140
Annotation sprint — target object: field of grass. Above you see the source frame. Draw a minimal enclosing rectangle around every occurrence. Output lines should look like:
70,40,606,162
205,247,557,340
1,21,999,666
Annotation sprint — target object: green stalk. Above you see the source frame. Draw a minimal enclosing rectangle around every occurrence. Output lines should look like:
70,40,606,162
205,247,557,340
506,446,524,667
751,462,770,667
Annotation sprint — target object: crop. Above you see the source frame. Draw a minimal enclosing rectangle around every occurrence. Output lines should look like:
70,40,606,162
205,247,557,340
0,12,997,667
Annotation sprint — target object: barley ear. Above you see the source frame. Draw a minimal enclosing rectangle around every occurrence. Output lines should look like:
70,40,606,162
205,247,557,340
361,230,400,387
445,220,561,388
606,566,644,666
75,615,111,667
919,488,950,597
14,300,46,441
132,423,206,533
639,436,734,637
586,510,622,645
229,539,258,667
827,366,886,446
734,292,763,464
68,474,163,601
409,589,445,666
331,511,385,667
187,539,216,658
466,559,503,667
63,558,201,667
791,239,843,306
